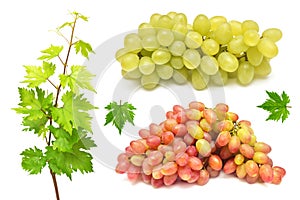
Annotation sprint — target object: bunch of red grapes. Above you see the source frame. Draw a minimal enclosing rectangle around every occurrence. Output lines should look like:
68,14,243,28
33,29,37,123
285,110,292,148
115,101,286,188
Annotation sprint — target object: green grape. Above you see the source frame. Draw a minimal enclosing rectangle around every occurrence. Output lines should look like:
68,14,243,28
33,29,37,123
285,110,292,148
217,52,239,72
140,49,153,57
157,29,174,47
209,16,227,31
228,69,237,79
156,64,174,80
124,33,142,53
243,30,260,46
200,55,219,75
201,39,220,55
157,15,174,29
173,13,188,25
210,69,228,85
214,22,233,45
183,49,201,69
193,14,211,36
246,47,263,66
152,48,172,65
172,68,189,84
254,58,271,77
150,13,162,27
121,53,140,71
167,11,177,19
115,48,130,62
262,28,282,42
237,61,255,85
138,23,156,38
141,71,160,90
170,56,184,69
229,20,242,36
257,38,278,58
242,20,259,32
122,68,142,79
142,34,160,51
168,40,186,56
184,31,203,49
139,56,155,75
191,68,209,90
172,23,188,41
227,35,248,54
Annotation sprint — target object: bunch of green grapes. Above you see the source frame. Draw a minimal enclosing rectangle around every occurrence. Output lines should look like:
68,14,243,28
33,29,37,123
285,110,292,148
116,12,282,90
115,101,286,187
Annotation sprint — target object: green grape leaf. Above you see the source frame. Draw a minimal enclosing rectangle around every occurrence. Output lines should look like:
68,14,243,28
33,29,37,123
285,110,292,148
74,40,94,59
13,88,53,136
38,45,63,61
60,65,96,93
22,62,56,88
20,147,47,174
49,126,80,152
257,90,291,123
45,145,93,180
51,91,97,134
104,101,136,135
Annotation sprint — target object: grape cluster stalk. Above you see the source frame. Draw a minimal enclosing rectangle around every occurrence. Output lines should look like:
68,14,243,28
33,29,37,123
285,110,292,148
115,101,286,187
116,12,282,90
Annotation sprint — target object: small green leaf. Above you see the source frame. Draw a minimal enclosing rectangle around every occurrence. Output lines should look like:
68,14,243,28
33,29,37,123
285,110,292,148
50,126,80,152
38,45,63,61
74,40,94,59
257,90,291,123
20,147,47,174
104,101,136,134
22,62,56,87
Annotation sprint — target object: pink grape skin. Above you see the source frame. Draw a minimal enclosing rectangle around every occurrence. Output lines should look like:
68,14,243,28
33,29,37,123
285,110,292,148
178,165,192,181
139,129,151,139
149,123,163,137
164,119,178,131
127,164,141,182
163,173,178,186
142,158,153,175
208,154,223,171
237,128,251,144
146,135,161,149
219,145,232,160
117,153,128,163
203,109,217,124
226,112,239,122
186,145,197,157
175,152,189,166
223,158,237,174
161,161,178,176
115,159,130,174
176,111,188,124
151,177,164,188
161,131,175,145
148,151,164,166
245,160,259,177
197,169,209,185
165,151,176,161
141,173,152,184
259,164,274,183
239,144,255,159
206,165,220,178
214,103,229,120
253,152,269,164
272,166,286,177
130,140,147,154
254,142,272,153
187,170,200,183
185,109,202,121
188,156,203,170
125,146,134,157
246,174,259,184
199,119,212,132
203,132,212,143
173,105,184,114
173,140,187,154
228,135,241,154
184,132,196,145
216,131,231,146
236,164,247,179
166,111,174,119
157,144,173,154
172,124,187,137
189,101,205,111
152,164,163,179
217,120,234,132
238,120,251,127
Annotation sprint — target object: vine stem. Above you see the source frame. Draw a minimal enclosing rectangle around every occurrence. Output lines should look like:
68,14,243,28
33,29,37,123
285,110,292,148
50,170,60,200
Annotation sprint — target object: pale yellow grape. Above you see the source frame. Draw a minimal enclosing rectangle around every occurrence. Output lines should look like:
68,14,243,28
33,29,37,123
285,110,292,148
138,23,156,38
157,29,174,46
262,28,282,42
139,56,155,75
172,68,189,84
243,30,260,46
257,38,278,58
237,61,255,85
183,49,201,69
170,56,184,69
142,34,160,51
187,24,193,31
121,53,140,72
184,31,203,49
122,68,142,79
150,13,162,27
141,71,160,90
209,16,227,31
229,20,242,36
200,55,219,75
211,69,228,85
140,49,152,57
167,11,177,19
157,15,174,29
217,52,239,72
168,40,186,56
152,48,172,65
227,35,248,54
191,68,209,90
228,70,237,79
124,33,142,53
246,47,263,66
173,13,188,25
115,48,130,62
156,64,174,80
201,39,219,55
242,20,259,32
254,58,271,77
193,14,211,36
172,23,188,41
214,22,233,45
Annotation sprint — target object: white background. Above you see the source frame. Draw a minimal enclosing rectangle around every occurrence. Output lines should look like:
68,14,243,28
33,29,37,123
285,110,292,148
0,0,299,199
